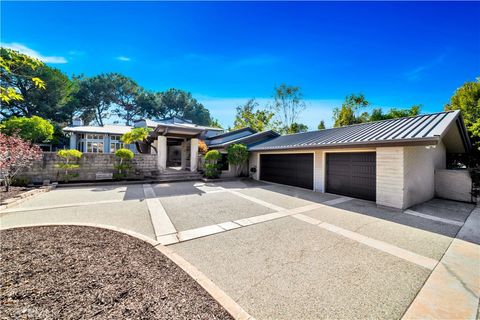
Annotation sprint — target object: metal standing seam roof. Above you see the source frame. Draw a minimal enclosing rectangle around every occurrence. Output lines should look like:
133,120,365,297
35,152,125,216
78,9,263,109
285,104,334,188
250,110,467,151
208,130,280,148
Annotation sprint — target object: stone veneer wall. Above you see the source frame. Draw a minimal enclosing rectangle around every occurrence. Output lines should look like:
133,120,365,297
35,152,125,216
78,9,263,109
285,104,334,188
19,152,158,183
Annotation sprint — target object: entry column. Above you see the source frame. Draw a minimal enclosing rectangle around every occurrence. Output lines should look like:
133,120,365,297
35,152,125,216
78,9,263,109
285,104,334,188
156,136,167,172
190,138,198,172
181,140,187,170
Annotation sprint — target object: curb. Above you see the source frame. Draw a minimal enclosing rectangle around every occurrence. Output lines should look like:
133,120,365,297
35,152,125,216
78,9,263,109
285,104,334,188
0,222,255,320
0,186,55,212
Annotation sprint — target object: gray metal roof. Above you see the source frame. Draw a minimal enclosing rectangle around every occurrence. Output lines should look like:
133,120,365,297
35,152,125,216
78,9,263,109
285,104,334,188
63,125,133,135
250,110,468,151
208,130,280,148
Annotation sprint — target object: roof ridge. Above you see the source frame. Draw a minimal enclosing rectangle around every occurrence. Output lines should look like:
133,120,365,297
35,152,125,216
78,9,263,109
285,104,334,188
280,110,455,137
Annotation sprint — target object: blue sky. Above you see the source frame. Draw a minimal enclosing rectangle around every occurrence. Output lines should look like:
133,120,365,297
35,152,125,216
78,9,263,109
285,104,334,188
2,1,479,128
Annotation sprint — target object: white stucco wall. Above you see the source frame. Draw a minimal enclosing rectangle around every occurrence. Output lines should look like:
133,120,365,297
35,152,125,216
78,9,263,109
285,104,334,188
435,169,473,203
403,142,446,208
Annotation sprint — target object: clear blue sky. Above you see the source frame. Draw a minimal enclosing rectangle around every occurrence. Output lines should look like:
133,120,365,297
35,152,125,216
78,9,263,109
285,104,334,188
2,1,479,128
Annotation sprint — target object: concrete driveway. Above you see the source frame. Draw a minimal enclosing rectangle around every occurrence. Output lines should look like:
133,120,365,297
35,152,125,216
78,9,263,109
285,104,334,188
1,180,478,319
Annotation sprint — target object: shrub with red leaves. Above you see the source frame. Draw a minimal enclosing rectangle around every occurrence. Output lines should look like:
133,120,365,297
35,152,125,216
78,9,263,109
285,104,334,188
0,133,42,191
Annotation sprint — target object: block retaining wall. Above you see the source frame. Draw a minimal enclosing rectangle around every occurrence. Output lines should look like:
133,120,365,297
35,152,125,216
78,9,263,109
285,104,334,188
19,152,158,183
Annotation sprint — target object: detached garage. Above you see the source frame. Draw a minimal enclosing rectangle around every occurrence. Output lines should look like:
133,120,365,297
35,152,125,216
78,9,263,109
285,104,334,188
248,110,471,210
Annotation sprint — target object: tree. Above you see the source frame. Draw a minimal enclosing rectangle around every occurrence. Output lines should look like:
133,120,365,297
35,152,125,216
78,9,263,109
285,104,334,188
110,74,142,125
317,120,326,130
209,118,223,128
233,99,275,132
198,140,208,154
56,149,82,182
204,150,222,178
287,122,309,134
71,74,116,126
445,78,480,150
121,127,156,153
114,148,134,177
0,47,45,105
271,84,306,134
152,88,213,125
226,144,249,176
0,133,42,191
333,94,370,127
1,61,76,123
369,105,421,122
0,116,54,144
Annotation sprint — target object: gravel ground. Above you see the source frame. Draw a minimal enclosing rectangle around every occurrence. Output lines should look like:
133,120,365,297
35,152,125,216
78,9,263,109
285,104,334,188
0,187,30,203
0,226,233,320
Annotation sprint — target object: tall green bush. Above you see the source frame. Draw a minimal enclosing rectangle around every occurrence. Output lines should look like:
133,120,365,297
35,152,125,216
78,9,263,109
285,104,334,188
204,150,221,179
114,148,134,178
227,144,249,177
56,149,82,182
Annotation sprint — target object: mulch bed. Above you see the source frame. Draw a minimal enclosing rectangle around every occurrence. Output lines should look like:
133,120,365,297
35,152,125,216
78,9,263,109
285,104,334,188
0,226,233,319
0,186,30,203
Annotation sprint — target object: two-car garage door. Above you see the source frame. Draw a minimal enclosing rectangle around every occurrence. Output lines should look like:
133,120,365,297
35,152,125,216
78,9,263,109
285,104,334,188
259,152,376,201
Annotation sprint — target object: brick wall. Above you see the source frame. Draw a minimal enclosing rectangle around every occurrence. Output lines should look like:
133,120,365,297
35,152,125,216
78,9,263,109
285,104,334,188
19,152,158,183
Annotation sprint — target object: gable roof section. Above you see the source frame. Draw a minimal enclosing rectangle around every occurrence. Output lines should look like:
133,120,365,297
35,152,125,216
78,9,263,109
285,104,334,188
208,130,280,148
250,110,471,152
206,127,257,146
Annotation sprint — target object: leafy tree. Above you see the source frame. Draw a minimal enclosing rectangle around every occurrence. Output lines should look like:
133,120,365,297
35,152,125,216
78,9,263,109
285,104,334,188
0,116,54,144
227,144,249,176
333,94,370,127
287,122,309,134
233,99,275,132
0,133,42,191
110,74,142,125
369,105,421,121
209,118,223,128
1,61,76,123
56,149,82,182
0,47,45,105
204,150,222,178
317,120,326,130
70,74,117,126
271,84,306,134
121,127,156,153
148,88,212,125
445,78,480,150
135,91,165,121
114,148,134,177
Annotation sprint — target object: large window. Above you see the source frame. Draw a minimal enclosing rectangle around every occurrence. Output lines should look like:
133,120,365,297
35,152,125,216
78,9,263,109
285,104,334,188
110,135,123,153
87,141,104,153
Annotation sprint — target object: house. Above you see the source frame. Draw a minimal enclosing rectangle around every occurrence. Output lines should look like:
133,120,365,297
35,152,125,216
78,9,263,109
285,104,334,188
63,119,136,154
246,110,471,210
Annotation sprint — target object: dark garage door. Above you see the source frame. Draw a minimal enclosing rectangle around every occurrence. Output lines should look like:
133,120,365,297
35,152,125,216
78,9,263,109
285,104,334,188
260,153,314,189
326,152,376,201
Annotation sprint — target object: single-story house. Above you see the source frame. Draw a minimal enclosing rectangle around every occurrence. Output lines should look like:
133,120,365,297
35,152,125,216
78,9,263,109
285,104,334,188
63,110,471,210
247,110,471,210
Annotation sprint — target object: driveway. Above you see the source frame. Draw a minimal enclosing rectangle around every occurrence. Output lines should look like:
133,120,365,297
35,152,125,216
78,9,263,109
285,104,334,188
1,180,478,319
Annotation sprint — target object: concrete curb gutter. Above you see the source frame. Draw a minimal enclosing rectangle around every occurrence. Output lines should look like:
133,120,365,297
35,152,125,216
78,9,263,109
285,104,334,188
0,222,255,320
0,186,55,212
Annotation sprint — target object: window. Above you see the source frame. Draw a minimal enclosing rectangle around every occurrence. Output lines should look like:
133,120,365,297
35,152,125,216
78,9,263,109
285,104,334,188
87,142,104,153
219,153,229,171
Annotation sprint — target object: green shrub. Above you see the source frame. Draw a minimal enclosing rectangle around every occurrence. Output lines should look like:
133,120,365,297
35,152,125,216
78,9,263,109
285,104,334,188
204,150,221,178
115,148,134,176
11,177,31,187
56,149,83,182
227,144,249,176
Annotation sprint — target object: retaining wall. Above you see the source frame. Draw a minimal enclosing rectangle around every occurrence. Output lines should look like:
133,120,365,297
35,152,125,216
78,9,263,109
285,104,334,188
19,152,158,183
435,169,475,203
